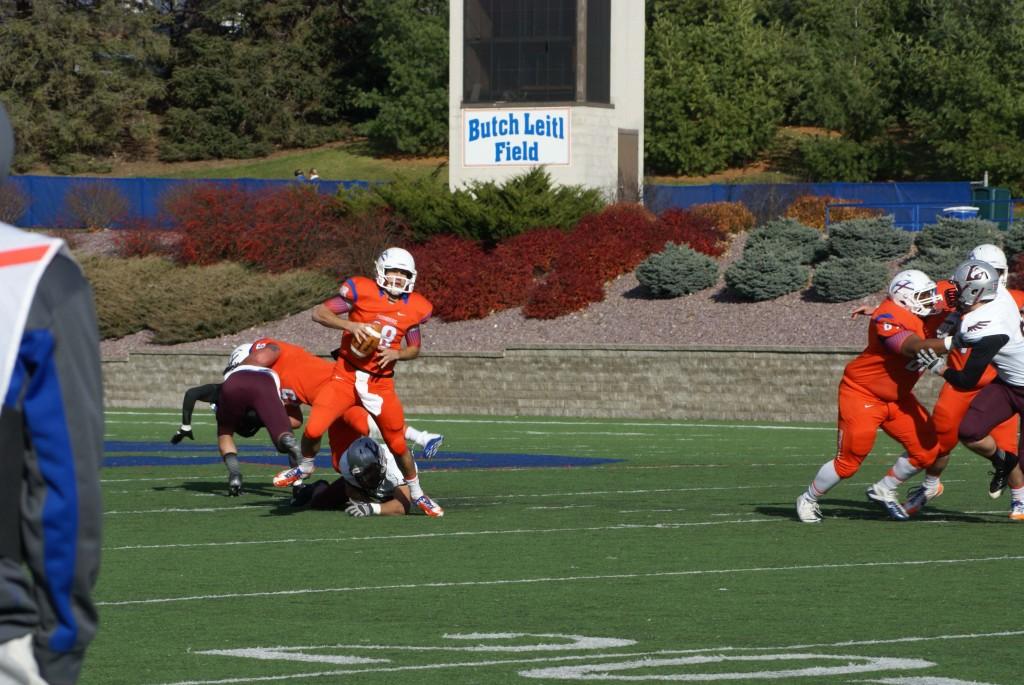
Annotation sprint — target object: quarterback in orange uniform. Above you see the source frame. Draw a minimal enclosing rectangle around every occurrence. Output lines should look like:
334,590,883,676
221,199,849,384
796,269,951,523
275,247,445,517
901,244,1024,515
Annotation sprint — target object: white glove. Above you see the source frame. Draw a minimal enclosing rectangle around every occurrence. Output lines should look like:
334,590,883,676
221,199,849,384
915,348,947,376
345,501,375,517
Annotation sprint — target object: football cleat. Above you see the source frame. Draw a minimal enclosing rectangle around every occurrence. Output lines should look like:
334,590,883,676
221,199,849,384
273,466,310,488
903,482,943,517
795,493,822,523
227,474,243,497
1011,501,1024,521
866,483,909,521
422,434,444,459
989,458,1015,499
414,495,445,518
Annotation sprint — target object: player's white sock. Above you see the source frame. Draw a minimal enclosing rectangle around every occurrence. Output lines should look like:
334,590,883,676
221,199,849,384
406,475,424,500
1012,485,1024,505
879,454,919,490
298,457,316,476
405,426,428,446
807,460,842,500
923,474,941,492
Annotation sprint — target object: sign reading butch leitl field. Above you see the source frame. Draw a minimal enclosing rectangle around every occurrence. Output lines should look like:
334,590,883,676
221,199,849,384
462,108,571,167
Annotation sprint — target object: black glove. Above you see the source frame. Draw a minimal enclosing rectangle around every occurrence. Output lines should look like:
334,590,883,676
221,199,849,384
171,426,194,444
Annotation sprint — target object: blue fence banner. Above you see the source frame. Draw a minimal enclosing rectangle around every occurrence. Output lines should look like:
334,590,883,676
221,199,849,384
5,176,369,229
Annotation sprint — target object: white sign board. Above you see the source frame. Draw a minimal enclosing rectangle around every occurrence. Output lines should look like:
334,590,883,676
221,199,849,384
463,108,571,167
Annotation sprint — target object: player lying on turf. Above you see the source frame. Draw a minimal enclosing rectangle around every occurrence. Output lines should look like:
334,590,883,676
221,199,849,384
797,270,951,523
289,436,413,517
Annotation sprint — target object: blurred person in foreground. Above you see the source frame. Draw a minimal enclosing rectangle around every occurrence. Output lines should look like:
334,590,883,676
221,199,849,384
0,102,103,684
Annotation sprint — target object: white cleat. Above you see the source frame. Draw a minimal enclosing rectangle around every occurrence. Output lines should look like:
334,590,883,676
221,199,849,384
866,483,909,521
796,493,822,523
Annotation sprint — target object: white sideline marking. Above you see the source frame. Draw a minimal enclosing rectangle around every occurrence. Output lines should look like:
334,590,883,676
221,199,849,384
867,678,998,684
519,653,933,681
147,629,1024,685
103,519,777,551
105,411,832,431
96,554,1024,606
105,506,255,515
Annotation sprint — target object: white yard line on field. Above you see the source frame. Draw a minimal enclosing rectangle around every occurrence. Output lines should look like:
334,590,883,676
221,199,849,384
98,554,1024,607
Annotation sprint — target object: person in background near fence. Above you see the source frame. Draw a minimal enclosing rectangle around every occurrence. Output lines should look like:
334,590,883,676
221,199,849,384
308,168,319,183
293,169,306,182
796,270,951,523
0,101,103,685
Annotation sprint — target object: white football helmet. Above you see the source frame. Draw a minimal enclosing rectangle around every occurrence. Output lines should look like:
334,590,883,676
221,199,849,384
375,247,417,297
888,269,941,317
224,343,252,375
967,243,1008,288
951,259,1000,309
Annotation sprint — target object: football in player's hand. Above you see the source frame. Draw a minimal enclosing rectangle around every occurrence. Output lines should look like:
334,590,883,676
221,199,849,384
350,322,383,358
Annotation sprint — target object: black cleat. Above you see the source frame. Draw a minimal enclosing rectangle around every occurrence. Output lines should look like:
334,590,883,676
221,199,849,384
989,452,1016,499
228,474,243,497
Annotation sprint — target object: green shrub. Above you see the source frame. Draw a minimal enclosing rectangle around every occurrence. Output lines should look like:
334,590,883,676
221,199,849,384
798,136,888,183
902,247,964,281
724,245,810,301
81,256,334,344
812,257,889,302
348,168,604,245
913,217,1001,254
1005,223,1024,260
827,217,912,260
635,243,718,298
745,218,825,264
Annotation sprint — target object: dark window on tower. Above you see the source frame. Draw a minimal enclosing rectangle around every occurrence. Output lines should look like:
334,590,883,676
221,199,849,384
464,0,577,103
585,0,610,104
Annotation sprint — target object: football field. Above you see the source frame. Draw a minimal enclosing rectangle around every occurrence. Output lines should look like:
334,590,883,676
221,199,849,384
86,410,1021,685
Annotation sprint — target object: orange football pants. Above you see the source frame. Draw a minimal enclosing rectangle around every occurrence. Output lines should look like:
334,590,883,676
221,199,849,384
304,363,408,459
834,379,938,478
932,381,1018,456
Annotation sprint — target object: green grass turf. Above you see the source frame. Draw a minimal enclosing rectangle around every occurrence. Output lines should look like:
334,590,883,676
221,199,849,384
85,409,1022,685
157,144,447,183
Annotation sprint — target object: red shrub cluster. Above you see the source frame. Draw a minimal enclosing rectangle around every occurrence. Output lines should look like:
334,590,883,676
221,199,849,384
785,194,882,231
163,184,408,277
688,201,755,236
112,223,176,258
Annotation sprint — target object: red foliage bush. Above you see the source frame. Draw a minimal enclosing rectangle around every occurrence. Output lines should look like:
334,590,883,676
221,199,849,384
688,201,755,235
164,184,407,277
112,224,176,258
785,194,882,231
653,208,726,257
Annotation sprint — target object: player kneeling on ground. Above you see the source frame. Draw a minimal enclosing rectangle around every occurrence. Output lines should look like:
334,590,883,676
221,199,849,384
290,437,413,517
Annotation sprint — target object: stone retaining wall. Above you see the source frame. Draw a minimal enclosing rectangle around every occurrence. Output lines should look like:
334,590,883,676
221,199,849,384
102,346,947,423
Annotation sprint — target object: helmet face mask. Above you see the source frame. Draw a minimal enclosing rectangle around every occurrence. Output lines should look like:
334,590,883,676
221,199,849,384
888,269,941,317
375,248,417,297
967,243,1008,289
347,437,386,491
951,259,1000,310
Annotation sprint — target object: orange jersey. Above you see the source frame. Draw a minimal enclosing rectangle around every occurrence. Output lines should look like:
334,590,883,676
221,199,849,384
252,338,332,405
947,288,1024,378
842,298,942,402
332,276,432,376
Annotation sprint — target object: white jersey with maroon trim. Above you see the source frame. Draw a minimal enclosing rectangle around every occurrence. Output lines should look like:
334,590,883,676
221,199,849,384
340,441,405,501
958,288,1024,386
